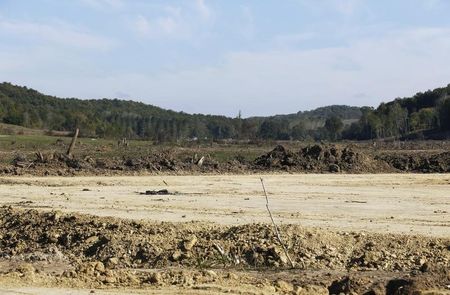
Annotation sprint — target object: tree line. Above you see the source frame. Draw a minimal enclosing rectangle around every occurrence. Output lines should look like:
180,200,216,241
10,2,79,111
0,82,448,141
0,82,361,141
343,84,450,140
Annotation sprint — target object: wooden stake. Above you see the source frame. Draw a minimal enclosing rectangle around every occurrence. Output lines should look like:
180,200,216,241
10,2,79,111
67,128,79,157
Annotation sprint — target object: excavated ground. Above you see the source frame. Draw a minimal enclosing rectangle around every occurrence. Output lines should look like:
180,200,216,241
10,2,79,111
0,207,449,294
0,139,449,294
2,144,449,176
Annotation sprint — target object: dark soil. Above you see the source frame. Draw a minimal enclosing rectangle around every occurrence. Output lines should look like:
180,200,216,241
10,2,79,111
376,151,450,173
253,144,391,173
1,144,449,176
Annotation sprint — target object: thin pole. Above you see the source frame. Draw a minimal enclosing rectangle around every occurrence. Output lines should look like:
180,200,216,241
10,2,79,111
260,178,295,268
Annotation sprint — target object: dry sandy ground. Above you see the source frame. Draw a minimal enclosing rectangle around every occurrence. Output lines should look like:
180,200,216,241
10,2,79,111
0,286,245,294
0,174,449,295
0,174,449,238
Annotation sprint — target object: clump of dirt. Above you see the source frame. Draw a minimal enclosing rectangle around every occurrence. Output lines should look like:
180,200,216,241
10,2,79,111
0,207,448,293
377,151,450,173
122,151,179,171
254,144,390,173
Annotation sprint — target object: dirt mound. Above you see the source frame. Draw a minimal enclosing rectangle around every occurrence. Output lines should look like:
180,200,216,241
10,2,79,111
120,151,179,171
0,207,448,293
11,152,92,171
254,144,390,173
4,151,226,176
377,151,450,173
1,144,448,176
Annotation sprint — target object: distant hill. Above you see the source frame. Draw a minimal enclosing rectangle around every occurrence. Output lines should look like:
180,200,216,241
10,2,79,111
343,84,450,140
261,105,362,129
0,82,361,141
2,82,447,141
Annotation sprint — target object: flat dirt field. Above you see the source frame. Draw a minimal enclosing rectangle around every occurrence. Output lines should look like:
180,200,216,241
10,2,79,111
0,174,449,294
0,174,449,237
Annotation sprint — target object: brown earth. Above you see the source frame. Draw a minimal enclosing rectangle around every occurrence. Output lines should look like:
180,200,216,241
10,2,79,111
1,174,448,237
0,207,449,294
254,144,391,173
376,151,450,173
2,143,449,176
1,139,449,294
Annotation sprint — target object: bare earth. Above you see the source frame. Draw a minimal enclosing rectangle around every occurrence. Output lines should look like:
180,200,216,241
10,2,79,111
0,174,449,237
0,174,449,294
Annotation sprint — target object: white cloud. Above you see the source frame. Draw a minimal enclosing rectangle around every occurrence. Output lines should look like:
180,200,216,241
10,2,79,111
0,20,115,50
133,15,150,36
157,17,177,34
128,2,214,40
86,27,450,116
132,6,191,39
3,27,450,117
194,0,212,20
133,14,182,38
333,0,362,15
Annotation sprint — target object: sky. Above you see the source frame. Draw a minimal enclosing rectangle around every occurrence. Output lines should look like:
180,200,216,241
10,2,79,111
0,0,450,117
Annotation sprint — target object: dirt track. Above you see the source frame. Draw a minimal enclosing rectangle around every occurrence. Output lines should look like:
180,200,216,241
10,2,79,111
0,174,449,237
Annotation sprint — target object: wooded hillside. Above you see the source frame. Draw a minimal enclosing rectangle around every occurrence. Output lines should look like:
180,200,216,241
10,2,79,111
1,82,448,141
0,82,361,141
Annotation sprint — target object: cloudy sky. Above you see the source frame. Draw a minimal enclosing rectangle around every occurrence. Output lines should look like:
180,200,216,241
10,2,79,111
0,0,449,117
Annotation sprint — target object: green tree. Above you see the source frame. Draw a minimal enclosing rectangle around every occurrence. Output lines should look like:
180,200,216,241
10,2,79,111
410,108,437,131
291,121,307,140
324,116,344,140
438,97,450,130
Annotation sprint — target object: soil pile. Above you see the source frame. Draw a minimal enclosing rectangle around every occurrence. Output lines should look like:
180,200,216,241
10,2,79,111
377,151,450,173
4,151,224,176
2,144,449,175
254,144,390,173
0,207,449,293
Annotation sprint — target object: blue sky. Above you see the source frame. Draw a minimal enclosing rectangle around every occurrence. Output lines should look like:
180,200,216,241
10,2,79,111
1,0,450,117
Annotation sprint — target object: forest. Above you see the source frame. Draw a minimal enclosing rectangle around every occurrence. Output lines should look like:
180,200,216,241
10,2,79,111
0,82,449,141
342,84,450,140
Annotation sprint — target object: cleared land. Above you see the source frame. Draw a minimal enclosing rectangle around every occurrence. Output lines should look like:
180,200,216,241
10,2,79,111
0,135,449,295
0,174,449,237
0,174,449,294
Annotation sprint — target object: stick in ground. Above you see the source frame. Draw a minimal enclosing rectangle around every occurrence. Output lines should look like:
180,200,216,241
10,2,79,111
260,177,295,268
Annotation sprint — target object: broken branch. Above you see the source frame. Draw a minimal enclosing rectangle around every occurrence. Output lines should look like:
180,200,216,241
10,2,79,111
260,177,295,268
